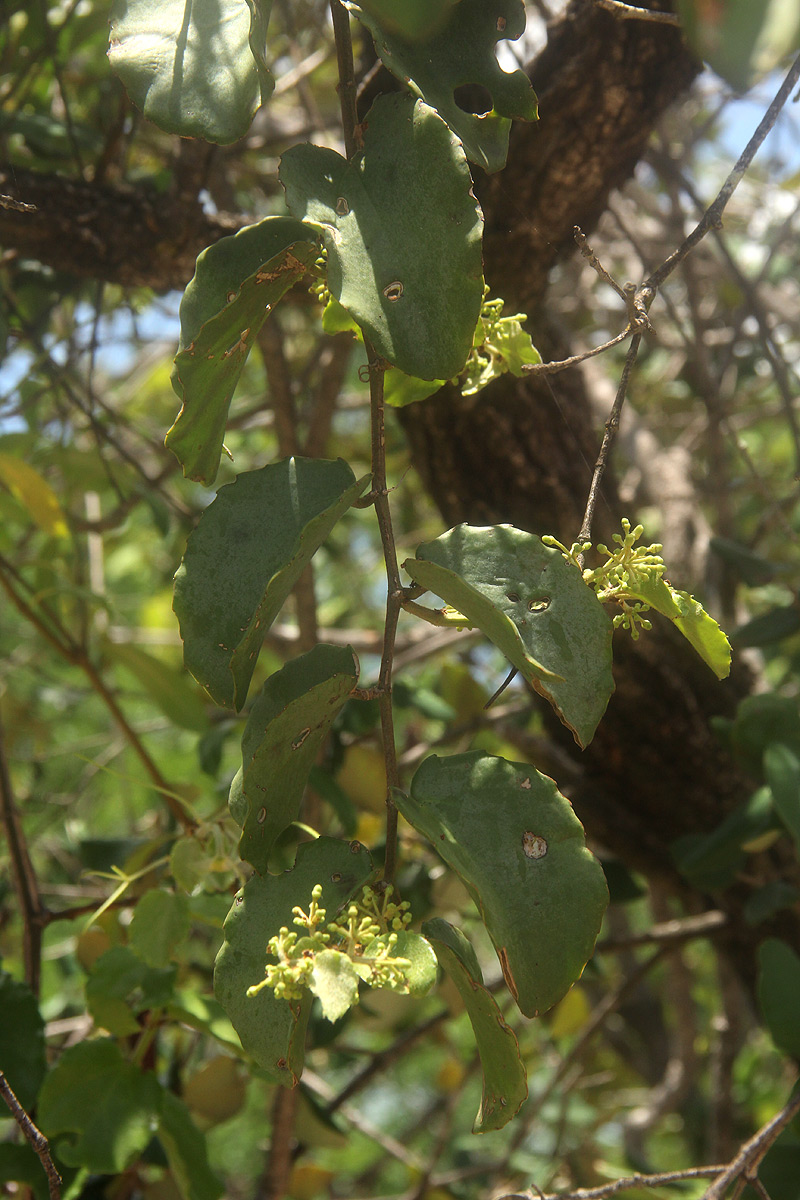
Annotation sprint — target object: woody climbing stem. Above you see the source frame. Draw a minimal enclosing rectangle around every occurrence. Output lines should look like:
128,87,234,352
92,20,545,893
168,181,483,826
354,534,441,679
329,0,403,883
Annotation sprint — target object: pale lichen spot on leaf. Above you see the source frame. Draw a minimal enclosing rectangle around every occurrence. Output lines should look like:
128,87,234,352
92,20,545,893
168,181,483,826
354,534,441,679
520,777,531,790
256,807,267,825
291,727,311,750
522,831,547,859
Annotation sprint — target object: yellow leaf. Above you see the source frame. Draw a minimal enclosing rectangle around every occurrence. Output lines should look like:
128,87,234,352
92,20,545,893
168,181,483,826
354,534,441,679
549,984,591,1038
0,453,68,537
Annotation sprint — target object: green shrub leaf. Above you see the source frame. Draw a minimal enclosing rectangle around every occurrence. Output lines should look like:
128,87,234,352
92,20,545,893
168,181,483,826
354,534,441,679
345,0,537,173
422,918,527,1132
214,837,373,1083
402,752,609,1016
129,889,191,967
108,0,273,143
229,644,359,873
0,972,46,1115
758,938,800,1058
168,218,317,483
38,1040,163,1172
403,524,614,748
173,457,369,710
765,743,800,853
280,94,483,381
157,1090,224,1200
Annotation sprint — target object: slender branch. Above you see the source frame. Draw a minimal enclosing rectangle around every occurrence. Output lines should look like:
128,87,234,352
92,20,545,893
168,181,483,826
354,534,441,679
0,714,45,995
367,342,404,885
329,0,359,158
595,909,727,953
577,332,642,549
257,1086,298,1200
304,1069,425,1172
0,559,195,833
501,1165,724,1200
327,1010,448,1112
645,52,800,294
523,326,633,376
702,1089,800,1200
592,0,681,25
0,1070,61,1200
328,0,402,884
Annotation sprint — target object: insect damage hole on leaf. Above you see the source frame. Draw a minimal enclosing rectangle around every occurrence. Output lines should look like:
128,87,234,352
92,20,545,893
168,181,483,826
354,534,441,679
383,281,404,301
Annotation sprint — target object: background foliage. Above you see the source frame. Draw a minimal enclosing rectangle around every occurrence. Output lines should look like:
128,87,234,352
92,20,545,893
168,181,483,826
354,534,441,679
2,2,800,1199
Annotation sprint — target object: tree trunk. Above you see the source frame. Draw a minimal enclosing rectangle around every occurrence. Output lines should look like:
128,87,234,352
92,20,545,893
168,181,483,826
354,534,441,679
398,0,800,987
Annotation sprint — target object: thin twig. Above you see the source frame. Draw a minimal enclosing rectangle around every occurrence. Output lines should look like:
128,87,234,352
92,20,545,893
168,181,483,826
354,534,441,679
645,52,800,294
257,1086,298,1200
592,0,681,25
577,333,642,550
595,909,726,953
329,0,360,158
327,1010,448,1112
523,326,633,376
0,1070,61,1200
328,0,403,885
0,560,195,833
501,1164,724,1200
0,715,45,995
702,1088,800,1200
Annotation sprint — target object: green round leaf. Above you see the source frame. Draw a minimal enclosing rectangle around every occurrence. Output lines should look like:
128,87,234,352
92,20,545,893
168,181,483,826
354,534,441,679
230,643,359,873
108,0,274,143
403,752,609,1017
345,0,538,173
214,837,373,1083
404,524,614,748
280,94,484,381
0,972,46,1116
38,1040,162,1173
173,457,369,710
168,218,318,484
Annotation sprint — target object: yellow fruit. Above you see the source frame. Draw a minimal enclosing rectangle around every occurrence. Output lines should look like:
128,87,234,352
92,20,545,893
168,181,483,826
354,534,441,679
288,1163,335,1200
183,1056,246,1125
549,985,591,1038
76,926,112,972
435,1057,466,1093
336,744,387,813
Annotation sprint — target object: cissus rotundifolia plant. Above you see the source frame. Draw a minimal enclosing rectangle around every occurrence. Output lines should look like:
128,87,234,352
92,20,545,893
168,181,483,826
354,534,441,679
106,0,731,1133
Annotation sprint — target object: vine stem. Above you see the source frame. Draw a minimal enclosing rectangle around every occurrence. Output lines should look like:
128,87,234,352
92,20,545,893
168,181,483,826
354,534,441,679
329,0,402,884
0,1070,61,1200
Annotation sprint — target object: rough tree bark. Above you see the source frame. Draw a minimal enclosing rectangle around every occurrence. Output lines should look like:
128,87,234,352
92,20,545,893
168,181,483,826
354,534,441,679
397,0,800,988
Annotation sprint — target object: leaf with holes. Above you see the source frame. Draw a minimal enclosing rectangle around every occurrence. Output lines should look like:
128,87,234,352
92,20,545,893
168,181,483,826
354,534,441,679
345,0,537,173
280,93,483,380
214,838,373,1083
401,752,609,1017
228,644,359,874
168,218,318,483
108,0,273,143
422,918,527,1132
403,524,614,748
173,457,370,710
